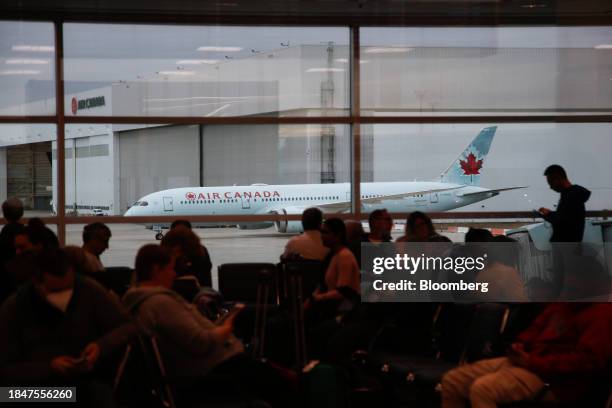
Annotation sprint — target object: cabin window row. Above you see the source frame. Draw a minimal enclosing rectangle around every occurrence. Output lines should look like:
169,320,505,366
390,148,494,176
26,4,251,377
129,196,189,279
178,195,342,205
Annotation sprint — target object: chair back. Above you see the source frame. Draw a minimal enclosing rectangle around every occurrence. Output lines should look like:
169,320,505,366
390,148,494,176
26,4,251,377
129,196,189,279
94,266,134,297
461,303,510,363
217,263,278,303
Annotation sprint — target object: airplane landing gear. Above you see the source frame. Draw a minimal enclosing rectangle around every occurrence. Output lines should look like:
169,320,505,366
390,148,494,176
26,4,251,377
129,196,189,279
152,225,164,241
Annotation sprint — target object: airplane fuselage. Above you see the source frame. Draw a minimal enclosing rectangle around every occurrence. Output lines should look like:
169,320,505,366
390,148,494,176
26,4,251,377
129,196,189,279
125,181,496,218
123,126,520,234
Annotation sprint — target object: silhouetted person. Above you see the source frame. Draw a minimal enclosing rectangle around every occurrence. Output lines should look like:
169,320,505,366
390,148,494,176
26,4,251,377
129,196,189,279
171,219,192,230
396,211,438,243
475,236,528,302
308,218,360,322
0,198,25,304
538,165,591,297
123,245,291,407
0,248,136,404
13,218,59,255
281,207,329,261
464,227,493,243
442,302,612,408
82,223,112,273
6,219,60,290
363,209,393,243
538,164,591,243
161,225,212,288
0,197,24,262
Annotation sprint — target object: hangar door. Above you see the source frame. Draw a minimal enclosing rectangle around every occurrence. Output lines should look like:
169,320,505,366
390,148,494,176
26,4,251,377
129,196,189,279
118,125,199,213
7,142,52,211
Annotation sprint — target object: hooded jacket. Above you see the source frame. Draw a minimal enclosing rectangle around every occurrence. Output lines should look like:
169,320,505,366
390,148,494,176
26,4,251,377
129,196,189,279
543,184,591,242
122,286,243,380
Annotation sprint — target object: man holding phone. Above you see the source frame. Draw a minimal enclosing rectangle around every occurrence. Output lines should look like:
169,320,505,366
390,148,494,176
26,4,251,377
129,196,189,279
538,164,591,243
124,245,292,407
0,247,138,405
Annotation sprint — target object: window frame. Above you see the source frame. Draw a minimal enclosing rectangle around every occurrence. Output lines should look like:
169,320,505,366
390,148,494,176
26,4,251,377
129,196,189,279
0,19,610,244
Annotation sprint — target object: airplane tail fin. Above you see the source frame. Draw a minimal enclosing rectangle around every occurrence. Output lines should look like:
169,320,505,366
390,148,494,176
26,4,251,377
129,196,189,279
440,126,497,186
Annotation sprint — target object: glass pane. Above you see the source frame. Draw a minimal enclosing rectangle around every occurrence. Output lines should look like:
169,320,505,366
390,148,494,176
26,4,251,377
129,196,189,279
360,27,612,116
63,24,349,117
0,21,55,116
0,124,56,216
360,123,611,211
63,123,350,219
65,223,291,288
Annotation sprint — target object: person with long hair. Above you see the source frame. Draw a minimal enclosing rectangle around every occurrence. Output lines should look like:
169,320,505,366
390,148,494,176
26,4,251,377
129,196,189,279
161,225,212,289
314,218,360,304
396,211,437,243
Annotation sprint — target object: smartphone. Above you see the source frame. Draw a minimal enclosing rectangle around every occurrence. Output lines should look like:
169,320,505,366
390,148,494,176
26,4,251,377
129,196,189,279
215,303,245,325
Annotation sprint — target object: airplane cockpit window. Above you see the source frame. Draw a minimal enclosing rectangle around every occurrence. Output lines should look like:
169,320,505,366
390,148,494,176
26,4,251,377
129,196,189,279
140,201,149,206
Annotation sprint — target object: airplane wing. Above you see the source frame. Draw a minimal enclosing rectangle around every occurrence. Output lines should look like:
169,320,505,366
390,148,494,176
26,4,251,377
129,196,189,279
457,186,528,198
314,186,463,213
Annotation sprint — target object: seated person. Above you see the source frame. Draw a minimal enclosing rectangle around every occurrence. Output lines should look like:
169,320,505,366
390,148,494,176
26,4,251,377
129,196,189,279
308,218,360,319
123,244,291,406
0,198,24,305
464,227,493,243
82,223,112,273
170,219,192,230
0,197,24,262
396,211,438,249
281,207,329,261
361,209,396,285
14,218,59,256
161,226,212,289
441,302,612,408
6,219,61,288
475,235,528,302
363,209,393,243
0,248,137,396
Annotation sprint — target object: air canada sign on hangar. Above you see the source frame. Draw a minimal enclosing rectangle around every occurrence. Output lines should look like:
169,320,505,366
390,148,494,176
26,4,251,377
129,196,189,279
71,96,106,115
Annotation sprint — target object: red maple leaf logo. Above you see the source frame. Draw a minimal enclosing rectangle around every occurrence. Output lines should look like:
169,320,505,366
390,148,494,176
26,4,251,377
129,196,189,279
459,152,482,176
185,192,196,200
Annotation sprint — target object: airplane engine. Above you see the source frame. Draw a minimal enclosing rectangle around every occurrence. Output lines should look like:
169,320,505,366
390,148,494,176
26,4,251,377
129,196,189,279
273,208,304,233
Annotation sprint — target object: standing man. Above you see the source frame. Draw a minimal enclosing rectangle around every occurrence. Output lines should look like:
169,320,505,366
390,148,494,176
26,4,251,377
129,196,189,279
538,164,591,243
538,165,591,296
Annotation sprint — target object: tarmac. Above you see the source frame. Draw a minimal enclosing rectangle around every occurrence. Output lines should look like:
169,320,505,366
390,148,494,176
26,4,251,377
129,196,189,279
59,223,465,288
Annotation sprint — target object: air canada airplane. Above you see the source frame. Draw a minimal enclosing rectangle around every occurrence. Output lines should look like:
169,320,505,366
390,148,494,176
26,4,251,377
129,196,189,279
125,126,525,239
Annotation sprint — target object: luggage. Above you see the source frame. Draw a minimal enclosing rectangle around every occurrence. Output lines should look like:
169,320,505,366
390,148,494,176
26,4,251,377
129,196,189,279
251,269,274,360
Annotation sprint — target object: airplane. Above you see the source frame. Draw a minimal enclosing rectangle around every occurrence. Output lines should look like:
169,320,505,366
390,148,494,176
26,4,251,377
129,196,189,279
124,126,526,239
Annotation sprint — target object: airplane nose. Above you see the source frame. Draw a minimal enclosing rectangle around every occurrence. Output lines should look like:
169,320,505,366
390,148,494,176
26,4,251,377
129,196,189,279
124,206,137,216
